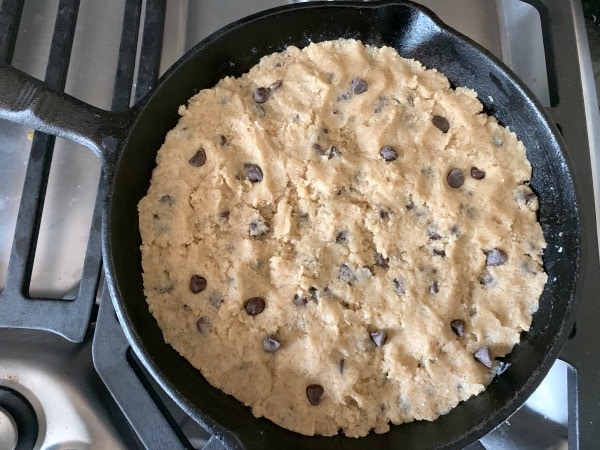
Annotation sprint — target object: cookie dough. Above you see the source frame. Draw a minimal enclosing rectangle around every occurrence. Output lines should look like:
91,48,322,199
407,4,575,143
138,39,547,438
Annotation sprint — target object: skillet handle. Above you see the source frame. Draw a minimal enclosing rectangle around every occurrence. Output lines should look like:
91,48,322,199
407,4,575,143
0,63,132,166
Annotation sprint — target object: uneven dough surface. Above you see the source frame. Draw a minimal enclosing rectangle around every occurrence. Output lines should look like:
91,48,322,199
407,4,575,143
138,39,547,438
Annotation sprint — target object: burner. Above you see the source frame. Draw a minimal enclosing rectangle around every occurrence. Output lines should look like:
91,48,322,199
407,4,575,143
0,387,38,450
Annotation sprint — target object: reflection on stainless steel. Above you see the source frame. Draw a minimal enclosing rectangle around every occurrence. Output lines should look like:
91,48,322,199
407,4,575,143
0,329,134,449
0,406,18,450
525,359,569,427
479,361,570,449
0,120,29,290
497,0,550,106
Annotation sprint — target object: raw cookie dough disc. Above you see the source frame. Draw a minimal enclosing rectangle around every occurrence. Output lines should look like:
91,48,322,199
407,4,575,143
138,39,547,438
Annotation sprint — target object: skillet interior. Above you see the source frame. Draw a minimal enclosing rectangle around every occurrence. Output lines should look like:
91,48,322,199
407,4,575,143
105,2,580,448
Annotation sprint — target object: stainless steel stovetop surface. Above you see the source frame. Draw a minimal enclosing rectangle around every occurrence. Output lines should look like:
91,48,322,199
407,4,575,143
0,328,131,449
1,1,596,449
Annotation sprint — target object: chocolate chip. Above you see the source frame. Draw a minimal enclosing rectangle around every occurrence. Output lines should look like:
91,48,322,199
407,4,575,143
190,275,207,294
312,143,325,155
253,87,270,103
218,134,227,146
157,281,174,294
479,270,495,287
524,192,536,205
521,261,536,275
244,297,266,315
427,229,442,240
374,96,387,113
461,204,478,220
189,149,206,167
379,209,390,220
433,249,446,257
297,212,310,226
493,360,512,376
447,168,465,188
492,134,504,147
430,281,439,294
450,319,465,337
335,231,348,244
393,278,405,295
338,264,355,284
485,248,507,266
208,291,224,308
369,330,387,347
379,145,398,162
249,219,270,237
269,79,283,91
293,294,308,306
399,396,412,411
196,316,210,334
219,210,230,220
337,358,345,374
471,167,486,179
432,115,450,133
159,194,173,204
327,146,342,159
473,347,493,368
255,104,266,117
244,163,263,182
375,253,389,268
309,287,319,301
421,167,433,177
306,384,324,405
263,334,281,352
333,296,348,309
351,77,368,94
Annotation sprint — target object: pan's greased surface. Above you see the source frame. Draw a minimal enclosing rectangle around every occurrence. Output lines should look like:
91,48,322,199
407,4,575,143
138,39,546,437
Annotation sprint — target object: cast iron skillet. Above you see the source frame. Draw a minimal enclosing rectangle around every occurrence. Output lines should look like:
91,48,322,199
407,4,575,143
0,1,581,448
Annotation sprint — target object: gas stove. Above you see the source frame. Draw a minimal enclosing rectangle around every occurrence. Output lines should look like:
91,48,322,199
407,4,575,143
1,1,599,449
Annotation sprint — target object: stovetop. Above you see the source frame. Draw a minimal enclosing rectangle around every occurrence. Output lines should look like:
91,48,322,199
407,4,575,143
1,1,599,449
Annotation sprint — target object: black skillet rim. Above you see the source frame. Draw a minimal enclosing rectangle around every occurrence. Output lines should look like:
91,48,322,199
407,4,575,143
103,1,581,448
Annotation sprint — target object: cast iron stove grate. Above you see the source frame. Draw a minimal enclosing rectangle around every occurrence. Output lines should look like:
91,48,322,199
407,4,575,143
0,0,165,342
0,0,102,343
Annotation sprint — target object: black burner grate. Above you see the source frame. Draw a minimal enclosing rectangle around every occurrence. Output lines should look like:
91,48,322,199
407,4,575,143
0,0,165,343
0,0,102,343
0,0,24,64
